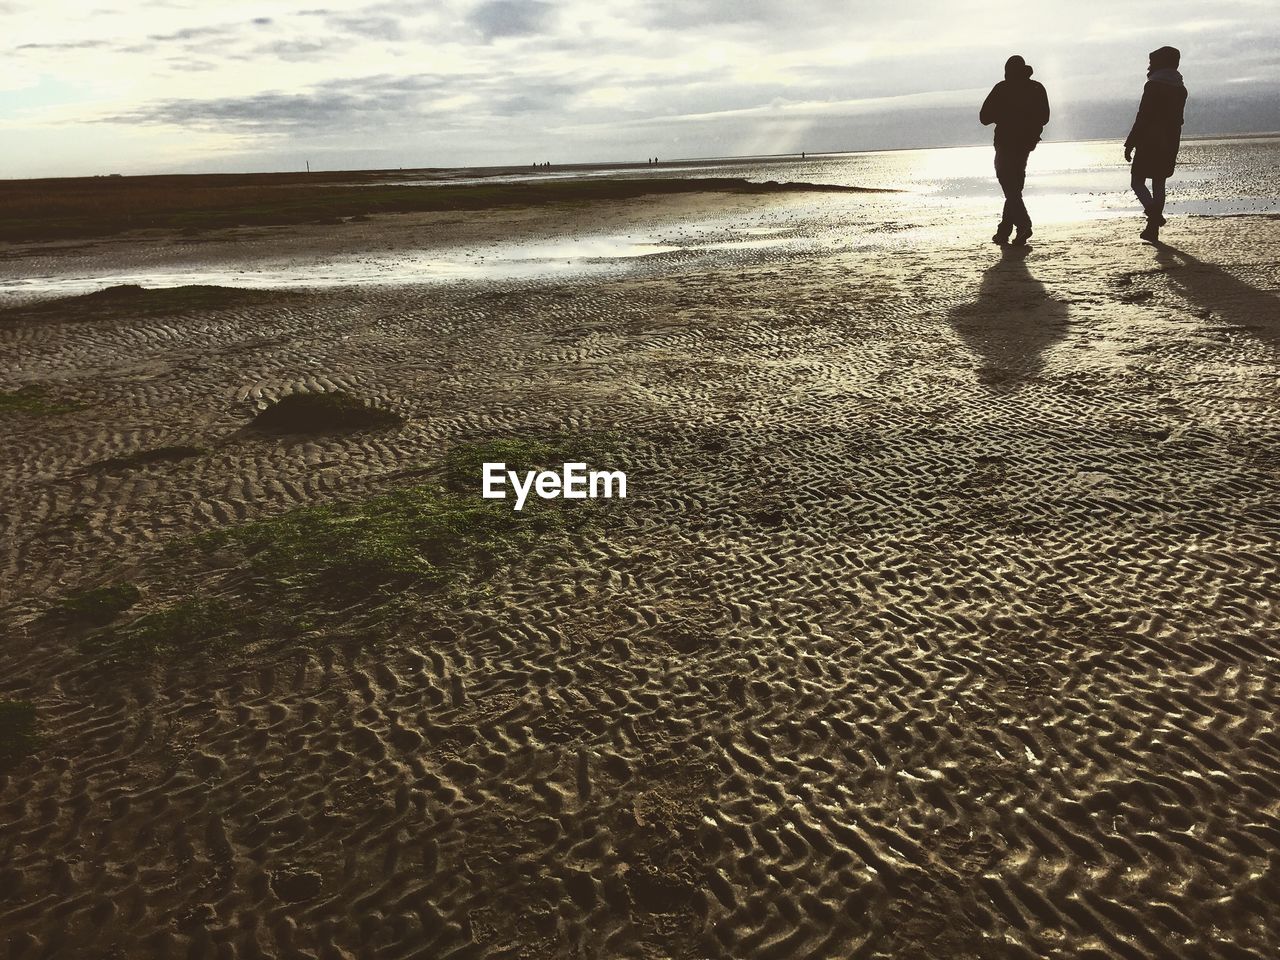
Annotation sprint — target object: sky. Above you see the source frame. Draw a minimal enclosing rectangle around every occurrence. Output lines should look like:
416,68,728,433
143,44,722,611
2,0,1279,178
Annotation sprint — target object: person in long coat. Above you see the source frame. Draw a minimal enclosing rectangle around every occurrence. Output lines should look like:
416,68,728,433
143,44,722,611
980,55,1051,245
1124,46,1187,243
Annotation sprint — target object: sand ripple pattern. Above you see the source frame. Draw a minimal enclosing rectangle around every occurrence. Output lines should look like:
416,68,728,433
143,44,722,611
3,217,1280,959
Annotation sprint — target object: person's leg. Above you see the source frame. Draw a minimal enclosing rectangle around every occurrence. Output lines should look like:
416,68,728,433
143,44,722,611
995,148,1032,240
993,151,1014,240
1151,177,1167,221
1133,169,1164,241
1009,149,1031,235
1131,169,1155,217
995,148,1032,241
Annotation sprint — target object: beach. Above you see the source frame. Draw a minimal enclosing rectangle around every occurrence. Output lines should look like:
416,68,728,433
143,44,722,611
3,148,1280,959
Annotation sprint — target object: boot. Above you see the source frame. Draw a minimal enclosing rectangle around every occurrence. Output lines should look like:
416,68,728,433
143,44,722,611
1010,226,1033,246
1139,218,1160,243
992,223,1012,245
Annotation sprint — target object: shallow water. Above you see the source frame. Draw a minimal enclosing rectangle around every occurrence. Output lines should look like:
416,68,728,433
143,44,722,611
3,136,1276,301
0,228,816,302
376,136,1280,219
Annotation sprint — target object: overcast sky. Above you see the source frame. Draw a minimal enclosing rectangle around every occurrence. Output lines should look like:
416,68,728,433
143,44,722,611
2,0,1278,178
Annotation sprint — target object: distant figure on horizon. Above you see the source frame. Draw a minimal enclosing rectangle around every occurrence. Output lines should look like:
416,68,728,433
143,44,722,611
980,55,1050,246
1125,46,1187,244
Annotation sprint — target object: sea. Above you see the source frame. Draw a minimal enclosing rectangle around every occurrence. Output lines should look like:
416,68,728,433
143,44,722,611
3,136,1277,300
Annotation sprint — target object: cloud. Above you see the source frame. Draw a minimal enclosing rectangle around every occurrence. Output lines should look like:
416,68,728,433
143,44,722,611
327,15,404,40
98,72,471,132
467,0,556,40
16,39,110,50
2,0,1279,177
147,26,229,42
255,38,341,61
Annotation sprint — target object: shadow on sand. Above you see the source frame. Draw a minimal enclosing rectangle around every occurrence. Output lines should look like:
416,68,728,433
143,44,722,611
1152,243,1280,344
949,245,1069,391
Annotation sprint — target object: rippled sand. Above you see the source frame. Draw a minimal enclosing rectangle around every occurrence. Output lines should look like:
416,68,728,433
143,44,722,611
2,185,1280,959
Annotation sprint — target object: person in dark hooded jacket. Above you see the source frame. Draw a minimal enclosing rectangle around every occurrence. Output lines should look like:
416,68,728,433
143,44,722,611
1125,46,1187,243
980,55,1050,245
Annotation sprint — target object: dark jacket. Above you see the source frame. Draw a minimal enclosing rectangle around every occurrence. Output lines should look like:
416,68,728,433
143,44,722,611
1126,72,1187,179
980,78,1050,152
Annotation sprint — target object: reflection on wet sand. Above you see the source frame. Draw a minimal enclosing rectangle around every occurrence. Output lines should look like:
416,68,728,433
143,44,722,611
0,225,816,305
4,136,1279,305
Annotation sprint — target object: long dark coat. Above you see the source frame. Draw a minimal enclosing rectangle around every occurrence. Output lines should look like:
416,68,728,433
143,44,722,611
1126,79,1187,179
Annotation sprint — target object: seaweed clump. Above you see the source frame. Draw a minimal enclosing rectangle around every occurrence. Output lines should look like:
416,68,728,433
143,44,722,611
251,392,405,435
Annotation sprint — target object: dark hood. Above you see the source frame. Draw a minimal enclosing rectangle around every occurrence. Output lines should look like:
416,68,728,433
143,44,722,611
1004,55,1034,81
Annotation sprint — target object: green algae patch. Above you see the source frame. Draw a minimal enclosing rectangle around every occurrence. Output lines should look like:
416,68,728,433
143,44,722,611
51,583,142,626
68,432,622,671
0,387,82,416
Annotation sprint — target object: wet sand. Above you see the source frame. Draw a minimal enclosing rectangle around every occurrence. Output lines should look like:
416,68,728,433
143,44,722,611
3,182,1280,959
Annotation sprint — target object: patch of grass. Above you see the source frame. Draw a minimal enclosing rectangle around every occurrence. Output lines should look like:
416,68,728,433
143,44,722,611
51,583,142,626
79,597,241,666
251,392,405,435
80,482,577,667
72,432,621,669
0,700,38,771
216,483,570,599
0,386,81,416
223,433,620,599
89,445,206,473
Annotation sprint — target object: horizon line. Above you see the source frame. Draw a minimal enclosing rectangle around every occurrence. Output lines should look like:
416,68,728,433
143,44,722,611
3,130,1277,185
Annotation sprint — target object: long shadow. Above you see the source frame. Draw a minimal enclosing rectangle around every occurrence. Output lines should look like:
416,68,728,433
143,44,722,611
1151,243,1280,345
949,245,1069,392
